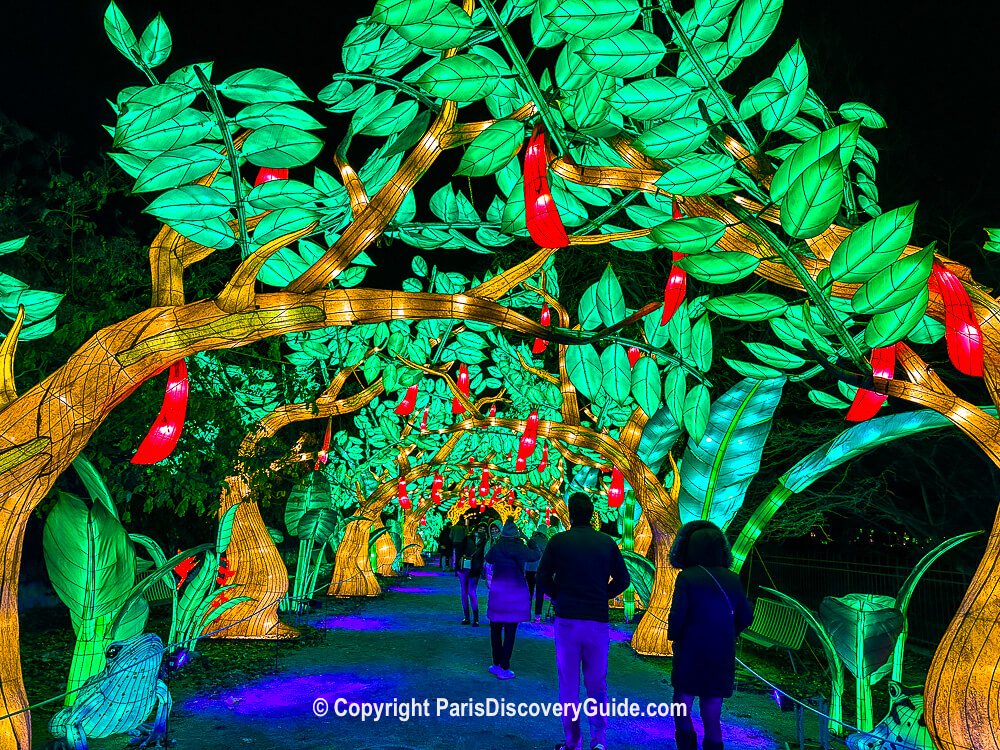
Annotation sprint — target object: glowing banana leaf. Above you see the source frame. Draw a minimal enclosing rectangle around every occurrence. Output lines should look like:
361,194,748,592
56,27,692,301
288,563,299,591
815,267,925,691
677,376,785,528
820,593,903,680
285,473,334,538
622,550,654,608
635,404,682,475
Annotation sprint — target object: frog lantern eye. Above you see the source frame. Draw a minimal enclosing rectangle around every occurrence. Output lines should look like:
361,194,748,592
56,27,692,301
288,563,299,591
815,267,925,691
106,644,123,660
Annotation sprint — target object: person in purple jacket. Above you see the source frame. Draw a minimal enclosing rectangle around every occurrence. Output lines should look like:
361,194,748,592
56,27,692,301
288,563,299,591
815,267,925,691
484,518,540,680
537,493,630,750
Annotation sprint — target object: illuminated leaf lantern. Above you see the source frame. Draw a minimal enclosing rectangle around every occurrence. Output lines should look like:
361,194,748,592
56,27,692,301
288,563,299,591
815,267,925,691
661,200,687,325
451,363,470,414
394,384,419,416
524,127,569,249
929,261,984,377
531,302,551,354
131,359,189,465
845,346,896,423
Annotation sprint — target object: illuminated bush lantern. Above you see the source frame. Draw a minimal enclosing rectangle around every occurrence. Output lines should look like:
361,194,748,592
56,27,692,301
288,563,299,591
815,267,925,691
2,0,1000,748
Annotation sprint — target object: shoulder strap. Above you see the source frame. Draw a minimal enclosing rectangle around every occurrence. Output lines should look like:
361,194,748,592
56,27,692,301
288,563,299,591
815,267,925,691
699,565,734,617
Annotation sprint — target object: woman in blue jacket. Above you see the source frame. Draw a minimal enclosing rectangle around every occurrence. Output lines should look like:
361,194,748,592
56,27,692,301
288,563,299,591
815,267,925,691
484,519,540,679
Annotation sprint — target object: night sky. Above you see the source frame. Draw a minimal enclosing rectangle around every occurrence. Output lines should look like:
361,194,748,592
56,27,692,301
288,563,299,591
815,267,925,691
3,0,1000,242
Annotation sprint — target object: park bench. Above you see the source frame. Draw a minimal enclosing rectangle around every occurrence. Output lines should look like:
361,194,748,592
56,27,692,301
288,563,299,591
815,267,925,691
740,597,809,673
135,562,175,607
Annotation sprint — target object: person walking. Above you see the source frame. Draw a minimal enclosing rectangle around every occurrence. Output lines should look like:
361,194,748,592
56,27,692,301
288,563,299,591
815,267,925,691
667,520,753,750
456,528,486,626
449,518,469,570
536,493,630,750
438,521,453,570
523,524,550,624
484,518,540,680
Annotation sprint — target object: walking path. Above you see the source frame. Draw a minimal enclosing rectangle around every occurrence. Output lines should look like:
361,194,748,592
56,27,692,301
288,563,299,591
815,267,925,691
169,569,789,749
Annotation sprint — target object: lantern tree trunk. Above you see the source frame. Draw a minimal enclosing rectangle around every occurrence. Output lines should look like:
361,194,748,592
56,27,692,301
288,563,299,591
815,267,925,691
328,514,381,597
373,518,400,577
402,513,425,567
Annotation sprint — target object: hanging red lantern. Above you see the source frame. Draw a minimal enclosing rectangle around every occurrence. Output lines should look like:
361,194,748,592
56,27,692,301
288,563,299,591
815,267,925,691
397,477,411,510
515,409,540,471
479,467,491,496
132,359,189,465
929,261,984,377
489,403,497,418
431,473,443,505
253,167,289,185
420,517,427,526
419,407,430,432
627,347,643,368
661,200,688,325
451,364,470,414
314,416,332,471
536,442,549,473
394,384,419,416
845,345,897,423
524,127,569,249
531,302,552,354
607,467,625,508
545,506,552,526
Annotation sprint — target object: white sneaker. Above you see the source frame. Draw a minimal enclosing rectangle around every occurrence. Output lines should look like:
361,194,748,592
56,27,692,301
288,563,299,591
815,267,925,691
497,668,516,680
533,616,541,624
488,665,502,675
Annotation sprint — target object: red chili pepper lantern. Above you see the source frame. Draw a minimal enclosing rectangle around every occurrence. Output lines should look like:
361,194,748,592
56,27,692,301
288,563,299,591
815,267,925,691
524,128,569,249
661,200,687,325
394,384,419,416
451,364,470,414
132,359,189,465
607,467,625,509
845,346,897,423
929,261,984,377
314,416,332,471
254,167,289,185
531,302,552,354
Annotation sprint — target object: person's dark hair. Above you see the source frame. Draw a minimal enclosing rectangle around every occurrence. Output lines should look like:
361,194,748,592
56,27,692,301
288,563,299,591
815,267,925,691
568,493,593,526
669,521,732,569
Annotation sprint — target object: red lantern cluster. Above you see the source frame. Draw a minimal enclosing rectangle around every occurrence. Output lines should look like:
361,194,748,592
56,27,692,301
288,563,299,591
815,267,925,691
451,364,471,414
531,302,552,355
524,127,569,249
661,200,687,325
515,409,540,471
132,359,190,465
929,262,984,377
394,384,419,416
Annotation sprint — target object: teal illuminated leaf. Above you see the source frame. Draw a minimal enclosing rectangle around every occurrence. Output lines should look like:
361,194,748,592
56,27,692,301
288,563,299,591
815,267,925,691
531,0,567,48
342,20,384,73
634,118,711,161
547,0,641,39
650,216,726,254
691,314,713,371
678,376,785,527
678,252,760,284
394,4,474,50
636,403,681,474
373,0,449,25
666,300,691,356
608,77,692,121
117,109,212,158
852,244,934,315
596,265,626,326
566,344,603,399
830,203,917,283
683,383,711,443
663,367,686,426
864,287,929,347
780,152,844,239
770,123,860,202
167,217,236,250
0,237,27,256
143,185,230,221
456,120,524,177
137,14,171,68
808,390,850,410
705,292,788,322
578,30,666,78
739,77,785,121
656,154,735,196
417,54,503,102
236,102,324,131
726,0,783,61
565,73,615,131
820,594,903,680
0,289,64,321
723,358,783,379
247,180,323,210
217,69,310,104
694,0,741,26
600,345,632,405
242,125,324,168
631,356,661,415
643,305,670,347
361,101,420,137
319,81,366,111
839,102,887,129
760,41,808,131
104,2,139,61
744,341,806,369
131,145,225,193
253,207,321,246
907,315,945,345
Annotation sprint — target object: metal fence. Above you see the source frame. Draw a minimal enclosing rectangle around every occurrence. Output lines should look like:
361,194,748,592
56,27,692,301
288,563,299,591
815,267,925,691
743,544,973,648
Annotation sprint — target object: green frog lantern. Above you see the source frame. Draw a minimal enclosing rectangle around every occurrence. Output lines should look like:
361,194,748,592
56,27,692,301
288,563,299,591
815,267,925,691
48,633,172,750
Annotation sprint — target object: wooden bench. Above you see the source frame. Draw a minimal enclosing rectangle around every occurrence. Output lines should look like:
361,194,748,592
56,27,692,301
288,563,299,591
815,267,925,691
740,597,809,673
135,563,175,607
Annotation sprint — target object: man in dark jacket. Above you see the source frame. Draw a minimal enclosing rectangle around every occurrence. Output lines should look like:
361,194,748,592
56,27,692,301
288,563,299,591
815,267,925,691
537,493,630,750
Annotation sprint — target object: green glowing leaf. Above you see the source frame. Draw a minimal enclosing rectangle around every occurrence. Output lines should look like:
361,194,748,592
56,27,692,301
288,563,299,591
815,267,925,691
723,358,783,379
631,356,662,416
663,367,687,431
780,152,844,239
906,315,945,345
417,54,503,102
852,244,934,315
578,30,667,78
760,41,808,131
863,286,929,347
342,20,384,72
808,390,850,410
242,125,324,169
608,77,692,121
636,402,681,474
236,102,324,131
104,2,139,62
770,122,860,202
679,376,785,528
830,203,917,283
705,292,788,322
217,68,310,104
726,0,783,62
744,341,806,369
117,109,213,158
634,118,712,161
166,217,237,250
137,13,171,68
373,0,450,25
678,251,760,284
394,4,475,50
131,145,225,192
143,184,231,222
683,383,711,443
547,0,640,39
456,120,524,177
656,153,735,196
739,77,784,121
650,216,727,254
246,180,323,211
820,593,903,680
691,314,713,371
694,0,741,26
839,101,887,129
601,345,632,405
566,344,603,400
596,265,626,326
